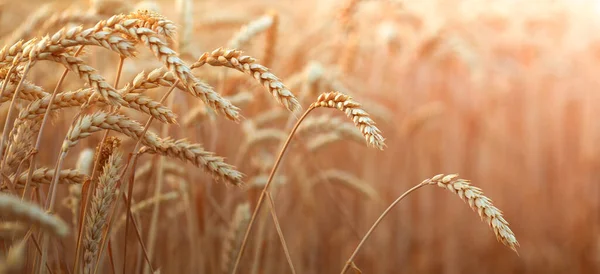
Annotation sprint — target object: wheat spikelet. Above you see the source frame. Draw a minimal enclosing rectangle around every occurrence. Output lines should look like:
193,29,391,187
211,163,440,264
423,174,519,252
122,67,186,94
310,91,385,149
17,88,177,124
310,170,377,199
0,193,68,237
83,152,122,273
63,112,243,185
193,48,300,112
10,168,89,188
140,138,244,186
0,79,47,104
2,22,138,66
113,17,240,121
124,9,177,39
0,240,26,274
34,52,125,106
3,119,39,173
221,203,251,274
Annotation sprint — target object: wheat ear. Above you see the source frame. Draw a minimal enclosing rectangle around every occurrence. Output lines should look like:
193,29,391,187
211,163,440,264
232,91,384,273
83,152,122,274
0,193,68,237
339,174,518,273
193,48,300,112
311,91,385,149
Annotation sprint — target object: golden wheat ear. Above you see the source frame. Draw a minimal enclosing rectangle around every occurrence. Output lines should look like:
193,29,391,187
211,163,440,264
310,91,386,150
424,174,519,252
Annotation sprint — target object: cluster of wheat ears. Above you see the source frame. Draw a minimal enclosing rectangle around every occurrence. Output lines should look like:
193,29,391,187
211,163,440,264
0,1,520,273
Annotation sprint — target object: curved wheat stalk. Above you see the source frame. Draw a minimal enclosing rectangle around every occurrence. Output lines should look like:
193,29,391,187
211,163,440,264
339,174,518,273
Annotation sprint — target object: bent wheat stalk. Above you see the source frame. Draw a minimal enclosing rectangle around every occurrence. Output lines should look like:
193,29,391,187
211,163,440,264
339,174,519,274
231,91,384,274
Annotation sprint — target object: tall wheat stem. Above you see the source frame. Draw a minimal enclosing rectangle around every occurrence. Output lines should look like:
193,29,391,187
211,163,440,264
231,106,315,274
339,182,427,274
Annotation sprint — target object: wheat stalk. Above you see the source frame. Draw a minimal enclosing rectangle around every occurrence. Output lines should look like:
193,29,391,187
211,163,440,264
339,174,518,273
113,16,241,121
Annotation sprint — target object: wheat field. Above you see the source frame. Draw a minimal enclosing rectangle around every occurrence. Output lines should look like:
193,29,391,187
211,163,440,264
0,0,596,273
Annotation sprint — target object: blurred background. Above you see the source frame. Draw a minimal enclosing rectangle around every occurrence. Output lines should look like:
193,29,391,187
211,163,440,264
2,0,599,273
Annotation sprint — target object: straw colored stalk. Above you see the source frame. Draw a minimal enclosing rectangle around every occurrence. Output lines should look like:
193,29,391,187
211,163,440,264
0,193,68,238
193,48,300,112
